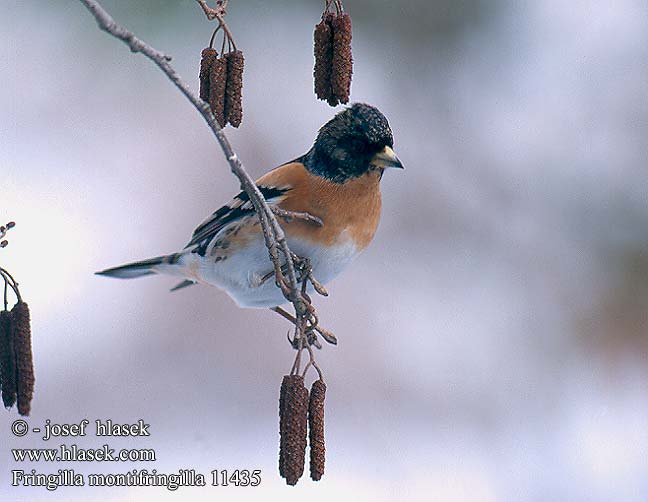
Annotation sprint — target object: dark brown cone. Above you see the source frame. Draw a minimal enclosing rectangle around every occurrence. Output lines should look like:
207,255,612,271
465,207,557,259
279,375,309,486
224,50,244,128
308,379,326,481
0,309,16,409
209,56,228,128
199,48,218,102
278,375,287,478
314,14,337,105
11,302,34,416
331,12,353,104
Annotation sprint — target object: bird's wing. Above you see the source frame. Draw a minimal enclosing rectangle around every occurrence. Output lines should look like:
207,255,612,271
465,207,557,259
184,185,287,255
184,162,307,255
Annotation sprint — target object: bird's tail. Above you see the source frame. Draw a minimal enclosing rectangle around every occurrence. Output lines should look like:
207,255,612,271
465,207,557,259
96,254,181,280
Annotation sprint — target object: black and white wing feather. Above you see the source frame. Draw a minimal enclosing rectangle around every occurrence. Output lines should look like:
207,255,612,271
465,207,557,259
185,185,288,256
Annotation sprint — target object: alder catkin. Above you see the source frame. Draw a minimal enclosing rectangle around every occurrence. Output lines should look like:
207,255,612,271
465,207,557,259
199,48,218,101
331,12,353,104
11,301,34,416
209,56,228,128
279,375,287,478
0,309,16,409
308,379,326,481
314,14,336,105
224,50,244,128
279,375,309,485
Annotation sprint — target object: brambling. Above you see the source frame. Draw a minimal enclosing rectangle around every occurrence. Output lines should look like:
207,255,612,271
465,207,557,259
97,103,403,308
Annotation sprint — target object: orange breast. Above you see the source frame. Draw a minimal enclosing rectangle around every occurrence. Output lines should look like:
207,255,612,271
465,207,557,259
257,163,382,250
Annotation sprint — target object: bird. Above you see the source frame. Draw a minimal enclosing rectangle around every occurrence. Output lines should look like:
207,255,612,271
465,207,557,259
96,103,403,309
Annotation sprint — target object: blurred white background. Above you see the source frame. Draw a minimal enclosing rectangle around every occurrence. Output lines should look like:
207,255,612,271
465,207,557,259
2,1,648,500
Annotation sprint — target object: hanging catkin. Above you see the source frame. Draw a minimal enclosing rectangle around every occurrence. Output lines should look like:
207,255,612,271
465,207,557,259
199,48,218,101
279,375,309,485
209,56,228,128
0,309,16,408
224,50,244,127
313,6,353,106
330,12,353,104
308,379,326,481
11,301,34,416
314,13,336,105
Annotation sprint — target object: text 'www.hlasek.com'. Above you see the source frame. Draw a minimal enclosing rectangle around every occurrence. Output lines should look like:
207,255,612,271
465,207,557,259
8,418,261,491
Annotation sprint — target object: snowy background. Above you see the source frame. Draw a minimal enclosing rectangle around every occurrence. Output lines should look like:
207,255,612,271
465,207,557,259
2,1,648,500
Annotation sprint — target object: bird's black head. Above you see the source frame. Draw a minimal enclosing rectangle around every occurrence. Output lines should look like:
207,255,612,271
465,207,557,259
303,103,403,183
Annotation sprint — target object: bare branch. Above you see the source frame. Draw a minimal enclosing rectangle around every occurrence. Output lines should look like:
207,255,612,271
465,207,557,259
78,0,306,310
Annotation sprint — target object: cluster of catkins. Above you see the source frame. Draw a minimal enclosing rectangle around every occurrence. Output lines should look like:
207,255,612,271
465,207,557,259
0,221,34,416
199,48,244,128
0,300,34,416
279,375,326,485
314,9,353,106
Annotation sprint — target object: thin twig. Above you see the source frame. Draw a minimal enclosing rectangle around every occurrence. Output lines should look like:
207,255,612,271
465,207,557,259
0,268,21,303
271,306,337,346
272,207,324,227
195,0,237,51
79,0,336,376
196,0,227,20
303,342,324,381
78,0,306,310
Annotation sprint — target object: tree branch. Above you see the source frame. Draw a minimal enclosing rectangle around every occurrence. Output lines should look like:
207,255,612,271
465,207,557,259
78,0,306,310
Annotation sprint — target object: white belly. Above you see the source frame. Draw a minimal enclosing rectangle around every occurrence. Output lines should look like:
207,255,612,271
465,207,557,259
177,233,360,308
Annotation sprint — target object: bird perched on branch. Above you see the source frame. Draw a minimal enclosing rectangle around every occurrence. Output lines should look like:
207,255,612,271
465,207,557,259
97,103,403,308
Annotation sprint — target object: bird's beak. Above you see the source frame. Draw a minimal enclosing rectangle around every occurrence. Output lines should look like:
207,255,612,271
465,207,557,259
370,146,404,170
